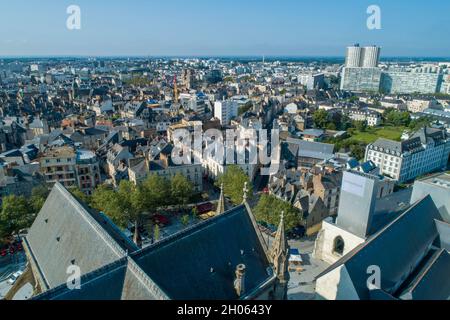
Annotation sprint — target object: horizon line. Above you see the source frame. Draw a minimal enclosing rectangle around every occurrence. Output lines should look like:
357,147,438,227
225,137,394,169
1,54,450,60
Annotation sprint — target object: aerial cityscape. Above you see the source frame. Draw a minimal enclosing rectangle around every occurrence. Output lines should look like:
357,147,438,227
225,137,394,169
0,1,449,304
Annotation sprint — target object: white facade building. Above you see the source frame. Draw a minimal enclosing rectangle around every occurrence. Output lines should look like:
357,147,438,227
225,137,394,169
214,100,238,125
365,127,450,183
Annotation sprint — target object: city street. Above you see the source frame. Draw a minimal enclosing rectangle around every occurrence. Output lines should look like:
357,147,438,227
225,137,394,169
0,252,27,299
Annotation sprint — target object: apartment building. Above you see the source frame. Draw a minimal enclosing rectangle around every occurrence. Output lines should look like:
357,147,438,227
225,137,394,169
128,144,202,192
40,145,101,194
346,109,382,127
365,127,450,183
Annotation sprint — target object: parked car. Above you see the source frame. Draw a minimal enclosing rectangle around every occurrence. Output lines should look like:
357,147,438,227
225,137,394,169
7,270,24,285
0,249,7,257
15,242,23,251
152,214,170,227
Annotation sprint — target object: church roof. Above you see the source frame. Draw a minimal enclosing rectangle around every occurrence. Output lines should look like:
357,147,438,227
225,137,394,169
399,249,450,300
35,258,168,300
30,184,274,300
317,196,446,300
25,183,137,290
130,205,273,300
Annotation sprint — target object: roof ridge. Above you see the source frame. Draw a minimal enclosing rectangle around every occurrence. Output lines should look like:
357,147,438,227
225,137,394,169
54,182,127,258
126,257,170,300
407,248,446,293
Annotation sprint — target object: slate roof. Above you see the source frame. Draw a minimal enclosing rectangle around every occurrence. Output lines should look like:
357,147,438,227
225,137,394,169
30,184,274,300
399,249,450,300
34,257,167,300
317,196,447,300
25,183,136,289
370,137,424,155
130,204,273,300
289,139,334,160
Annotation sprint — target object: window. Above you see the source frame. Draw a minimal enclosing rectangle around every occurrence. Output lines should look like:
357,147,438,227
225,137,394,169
333,236,345,256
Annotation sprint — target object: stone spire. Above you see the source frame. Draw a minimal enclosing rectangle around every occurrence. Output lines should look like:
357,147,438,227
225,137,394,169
271,211,289,283
243,182,249,204
216,183,226,215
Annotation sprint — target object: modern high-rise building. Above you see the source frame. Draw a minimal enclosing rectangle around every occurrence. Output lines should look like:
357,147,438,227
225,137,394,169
345,44,380,68
380,70,444,94
340,67,382,92
345,44,363,67
361,45,381,68
341,44,382,92
341,44,444,94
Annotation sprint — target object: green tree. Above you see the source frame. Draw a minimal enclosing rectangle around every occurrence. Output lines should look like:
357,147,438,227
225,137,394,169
384,109,411,127
217,165,252,205
353,120,368,132
349,143,366,160
117,180,141,226
170,174,194,208
30,185,50,213
191,206,199,217
91,184,127,228
238,102,253,116
140,175,171,213
0,195,34,236
68,187,91,204
153,224,160,241
313,109,329,129
254,194,301,231
180,214,190,227
409,117,433,131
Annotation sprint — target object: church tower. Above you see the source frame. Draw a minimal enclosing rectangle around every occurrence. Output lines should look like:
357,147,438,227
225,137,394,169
271,212,289,300
173,75,179,103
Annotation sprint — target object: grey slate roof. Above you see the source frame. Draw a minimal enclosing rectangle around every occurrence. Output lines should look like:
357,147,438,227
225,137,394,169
399,249,450,300
25,183,136,289
288,139,334,160
35,258,168,300
30,184,274,300
130,204,273,300
370,137,423,155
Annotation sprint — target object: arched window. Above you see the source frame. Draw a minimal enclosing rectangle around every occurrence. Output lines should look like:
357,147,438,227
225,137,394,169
333,236,345,256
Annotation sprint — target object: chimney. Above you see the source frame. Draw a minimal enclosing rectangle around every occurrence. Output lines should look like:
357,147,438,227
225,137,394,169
234,264,246,297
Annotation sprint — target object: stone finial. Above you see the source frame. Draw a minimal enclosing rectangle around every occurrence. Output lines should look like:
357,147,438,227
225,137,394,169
216,183,226,215
234,264,246,297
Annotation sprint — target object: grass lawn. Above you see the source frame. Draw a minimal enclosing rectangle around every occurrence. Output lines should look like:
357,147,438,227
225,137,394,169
349,126,406,144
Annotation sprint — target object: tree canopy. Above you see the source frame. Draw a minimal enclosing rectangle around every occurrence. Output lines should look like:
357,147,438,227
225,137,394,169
383,109,411,127
253,194,302,231
0,195,35,238
91,174,195,229
171,173,194,207
217,165,252,205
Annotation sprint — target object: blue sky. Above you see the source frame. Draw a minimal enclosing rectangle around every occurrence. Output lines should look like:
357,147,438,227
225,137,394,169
0,0,449,57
